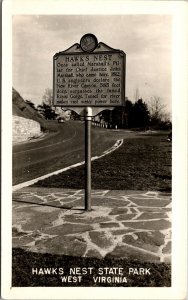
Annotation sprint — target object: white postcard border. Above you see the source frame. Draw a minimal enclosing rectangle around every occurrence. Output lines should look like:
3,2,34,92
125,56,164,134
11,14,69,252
1,0,188,299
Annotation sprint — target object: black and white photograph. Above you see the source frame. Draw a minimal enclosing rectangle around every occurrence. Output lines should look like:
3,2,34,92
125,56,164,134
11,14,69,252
1,0,187,299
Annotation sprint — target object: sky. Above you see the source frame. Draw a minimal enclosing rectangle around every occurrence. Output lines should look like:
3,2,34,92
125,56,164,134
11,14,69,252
12,15,172,112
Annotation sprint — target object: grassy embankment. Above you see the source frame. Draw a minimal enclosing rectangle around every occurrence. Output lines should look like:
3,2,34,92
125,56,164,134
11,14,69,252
33,131,171,191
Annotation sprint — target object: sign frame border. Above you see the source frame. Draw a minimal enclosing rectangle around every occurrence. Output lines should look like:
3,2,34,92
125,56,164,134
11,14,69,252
53,46,126,108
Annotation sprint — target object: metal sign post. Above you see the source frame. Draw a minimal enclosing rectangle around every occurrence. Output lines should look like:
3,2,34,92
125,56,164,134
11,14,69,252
85,107,92,211
53,33,126,211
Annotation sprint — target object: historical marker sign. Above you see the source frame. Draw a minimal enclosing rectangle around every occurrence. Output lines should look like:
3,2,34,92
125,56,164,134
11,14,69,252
53,34,126,211
53,40,125,107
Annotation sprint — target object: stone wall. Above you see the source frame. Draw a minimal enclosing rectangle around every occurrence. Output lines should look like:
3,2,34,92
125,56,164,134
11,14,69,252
13,116,41,143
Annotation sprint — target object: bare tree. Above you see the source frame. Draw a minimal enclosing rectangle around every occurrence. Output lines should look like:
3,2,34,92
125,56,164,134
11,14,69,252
148,96,171,129
42,88,53,106
42,88,71,120
148,96,166,120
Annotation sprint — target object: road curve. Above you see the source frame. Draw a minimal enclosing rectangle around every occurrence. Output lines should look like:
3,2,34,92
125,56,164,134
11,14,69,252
13,121,116,185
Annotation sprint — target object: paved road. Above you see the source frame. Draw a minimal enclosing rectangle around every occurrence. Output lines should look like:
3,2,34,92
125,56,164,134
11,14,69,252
13,121,121,185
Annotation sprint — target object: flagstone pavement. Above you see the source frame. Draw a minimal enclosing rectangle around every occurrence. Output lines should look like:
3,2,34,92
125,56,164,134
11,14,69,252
12,188,171,263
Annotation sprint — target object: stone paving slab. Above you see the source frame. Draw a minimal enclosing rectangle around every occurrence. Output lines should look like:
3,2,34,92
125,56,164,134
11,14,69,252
12,188,171,263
